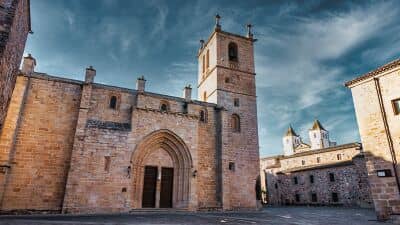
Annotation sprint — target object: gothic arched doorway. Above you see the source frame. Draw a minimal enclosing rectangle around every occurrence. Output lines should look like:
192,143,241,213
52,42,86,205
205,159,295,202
130,129,193,209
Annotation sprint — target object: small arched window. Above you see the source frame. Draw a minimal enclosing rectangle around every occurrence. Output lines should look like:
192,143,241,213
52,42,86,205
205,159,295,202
109,96,117,109
160,101,169,112
231,114,240,132
228,42,238,62
199,110,207,123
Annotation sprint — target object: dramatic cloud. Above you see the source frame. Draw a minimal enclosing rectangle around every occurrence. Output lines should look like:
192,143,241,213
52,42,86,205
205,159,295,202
24,0,400,156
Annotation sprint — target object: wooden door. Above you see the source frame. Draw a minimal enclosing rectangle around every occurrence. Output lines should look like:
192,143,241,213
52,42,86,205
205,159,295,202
159,167,173,208
142,166,157,208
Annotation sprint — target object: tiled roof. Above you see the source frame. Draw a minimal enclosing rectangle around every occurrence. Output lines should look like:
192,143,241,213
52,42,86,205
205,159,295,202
345,58,400,87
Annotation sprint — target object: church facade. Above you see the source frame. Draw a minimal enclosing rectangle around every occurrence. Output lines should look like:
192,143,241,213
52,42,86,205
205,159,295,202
260,120,372,207
0,18,260,214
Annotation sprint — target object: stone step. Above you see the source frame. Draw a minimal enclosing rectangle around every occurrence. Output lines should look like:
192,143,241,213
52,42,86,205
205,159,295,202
129,208,189,213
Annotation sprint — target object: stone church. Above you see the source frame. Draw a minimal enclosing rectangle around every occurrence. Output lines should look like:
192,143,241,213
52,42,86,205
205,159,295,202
0,16,260,213
260,120,372,207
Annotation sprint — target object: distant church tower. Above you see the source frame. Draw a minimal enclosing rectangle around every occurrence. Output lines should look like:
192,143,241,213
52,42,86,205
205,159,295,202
309,119,330,150
283,126,301,156
197,15,259,209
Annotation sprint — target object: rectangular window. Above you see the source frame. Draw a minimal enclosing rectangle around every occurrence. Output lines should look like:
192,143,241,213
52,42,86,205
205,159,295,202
337,154,342,160
311,193,318,202
295,194,300,202
229,162,235,171
302,160,305,165
329,173,335,182
104,156,111,172
332,192,339,202
234,98,239,107
275,183,278,189
392,98,400,115
293,176,298,185
309,175,314,184
317,157,321,163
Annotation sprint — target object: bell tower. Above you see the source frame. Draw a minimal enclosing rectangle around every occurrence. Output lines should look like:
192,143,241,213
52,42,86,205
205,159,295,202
197,15,256,104
197,15,259,209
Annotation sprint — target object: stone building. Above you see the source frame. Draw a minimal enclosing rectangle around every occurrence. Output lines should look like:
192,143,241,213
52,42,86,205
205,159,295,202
346,59,400,221
0,0,31,130
0,17,260,214
260,120,372,207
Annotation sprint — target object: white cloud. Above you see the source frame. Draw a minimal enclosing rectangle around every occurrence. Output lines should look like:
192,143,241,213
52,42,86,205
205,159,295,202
256,1,398,110
256,1,399,156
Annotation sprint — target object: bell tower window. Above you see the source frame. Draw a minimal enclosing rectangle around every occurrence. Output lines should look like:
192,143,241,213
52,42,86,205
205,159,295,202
231,114,241,132
234,98,239,107
228,42,238,62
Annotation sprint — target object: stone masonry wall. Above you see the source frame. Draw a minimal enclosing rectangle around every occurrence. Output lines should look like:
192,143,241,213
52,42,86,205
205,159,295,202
349,67,400,219
269,160,371,206
0,74,81,211
0,0,30,130
261,145,372,207
62,86,220,213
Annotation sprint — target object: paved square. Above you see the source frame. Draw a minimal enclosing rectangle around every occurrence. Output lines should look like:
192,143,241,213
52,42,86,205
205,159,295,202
0,207,391,225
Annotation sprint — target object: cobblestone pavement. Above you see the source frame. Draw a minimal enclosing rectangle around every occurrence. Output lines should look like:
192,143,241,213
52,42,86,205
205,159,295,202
0,206,393,225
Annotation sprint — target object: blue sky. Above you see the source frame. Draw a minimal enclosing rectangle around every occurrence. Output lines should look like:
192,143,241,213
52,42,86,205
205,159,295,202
24,0,400,157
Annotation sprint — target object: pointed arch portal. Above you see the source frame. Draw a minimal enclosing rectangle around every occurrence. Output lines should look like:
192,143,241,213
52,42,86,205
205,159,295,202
130,129,193,209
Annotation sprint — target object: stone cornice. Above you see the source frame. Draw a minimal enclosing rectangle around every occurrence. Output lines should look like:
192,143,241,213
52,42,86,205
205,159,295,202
279,160,354,174
345,58,400,87
197,65,256,88
134,107,199,120
269,142,362,160
86,119,131,131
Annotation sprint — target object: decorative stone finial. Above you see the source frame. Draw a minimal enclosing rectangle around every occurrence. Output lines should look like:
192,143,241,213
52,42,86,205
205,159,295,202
85,65,96,83
22,53,36,75
183,85,192,101
136,76,146,92
215,14,221,31
247,24,253,38
200,40,204,49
